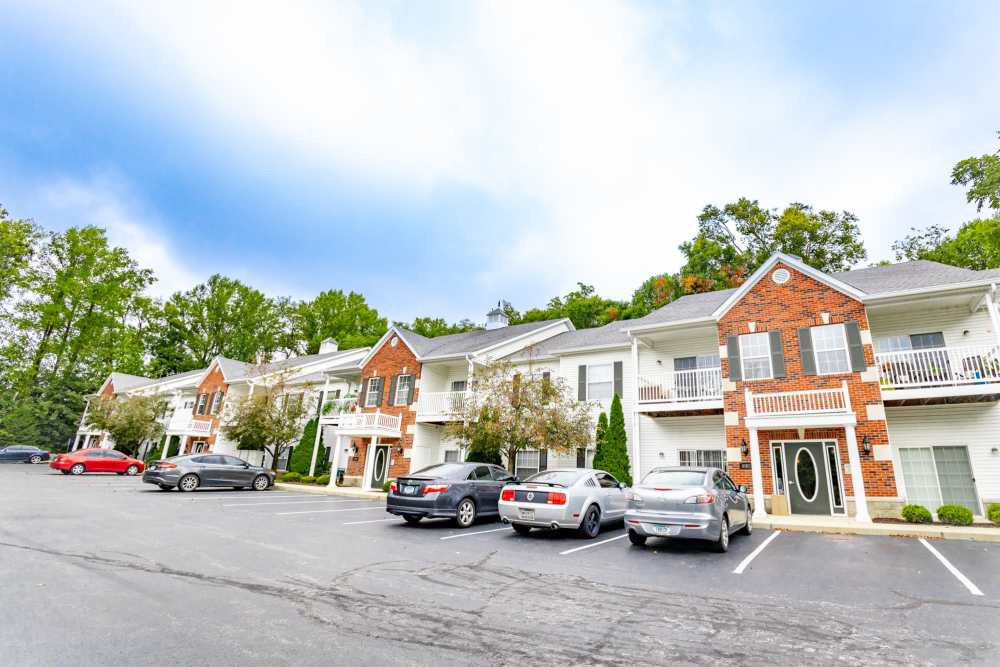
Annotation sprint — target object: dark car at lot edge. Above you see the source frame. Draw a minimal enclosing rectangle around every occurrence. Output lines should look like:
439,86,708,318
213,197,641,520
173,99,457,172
387,462,518,528
0,445,51,464
143,454,275,492
50,448,144,476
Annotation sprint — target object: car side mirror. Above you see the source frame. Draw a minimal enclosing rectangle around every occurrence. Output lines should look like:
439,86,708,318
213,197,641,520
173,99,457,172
738,485,748,493
618,482,627,490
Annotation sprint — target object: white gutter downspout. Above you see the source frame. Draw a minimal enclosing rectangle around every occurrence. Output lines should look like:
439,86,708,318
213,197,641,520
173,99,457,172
630,335,642,484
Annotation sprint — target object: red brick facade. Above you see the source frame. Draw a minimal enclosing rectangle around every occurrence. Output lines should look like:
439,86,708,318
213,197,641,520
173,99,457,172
719,262,897,498
346,333,421,481
184,364,227,453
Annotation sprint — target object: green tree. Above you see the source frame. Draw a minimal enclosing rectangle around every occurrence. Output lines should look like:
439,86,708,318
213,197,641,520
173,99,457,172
293,289,387,354
397,316,481,338
951,132,1000,212
288,418,321,475
625,273,680,318
594,411,608,452
893,214,1000,270
592,394,631,486
221,377,313,471
0,205,41,306
515,283,627,329
86,394,168,457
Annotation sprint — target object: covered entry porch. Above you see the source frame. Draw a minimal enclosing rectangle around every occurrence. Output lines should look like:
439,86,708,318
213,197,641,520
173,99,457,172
323,411,403,492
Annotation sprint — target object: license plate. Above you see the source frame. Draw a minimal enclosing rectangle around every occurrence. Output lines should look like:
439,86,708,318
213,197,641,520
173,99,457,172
518,509,535,520
402,485,417,495
650,524,680,536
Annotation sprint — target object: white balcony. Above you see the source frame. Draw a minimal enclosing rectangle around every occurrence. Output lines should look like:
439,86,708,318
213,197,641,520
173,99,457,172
637,368,723,412
335,410,402,437
876,345,1000,400
745,382,854,428
320,397,358,420
415,390,469,421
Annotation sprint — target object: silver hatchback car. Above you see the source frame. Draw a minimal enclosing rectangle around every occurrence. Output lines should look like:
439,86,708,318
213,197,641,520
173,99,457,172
624,467,752,552
498,468,629,538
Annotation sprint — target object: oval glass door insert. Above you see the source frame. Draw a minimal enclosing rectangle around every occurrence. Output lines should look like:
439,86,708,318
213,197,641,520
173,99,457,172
795,449,818,502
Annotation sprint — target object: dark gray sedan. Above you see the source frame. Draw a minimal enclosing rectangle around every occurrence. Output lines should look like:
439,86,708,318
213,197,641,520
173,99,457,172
624,467,752,552
142,454,275,492
387,462,518,528
0,446,51,464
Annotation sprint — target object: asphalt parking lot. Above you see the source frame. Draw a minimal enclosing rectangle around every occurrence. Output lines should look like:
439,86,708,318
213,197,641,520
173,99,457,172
1,464,998,666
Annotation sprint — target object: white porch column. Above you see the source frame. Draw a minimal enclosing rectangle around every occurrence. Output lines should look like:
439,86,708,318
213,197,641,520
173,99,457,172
630,335,642,483
308,378,330,477
749,428,768,519
844,424,871,523
327,431,344,488
362,436,380,490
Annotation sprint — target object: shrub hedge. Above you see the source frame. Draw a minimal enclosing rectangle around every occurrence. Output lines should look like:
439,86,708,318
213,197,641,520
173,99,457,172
316,474,331,486
280,471,302,483
301,475,316,484
936,504,974,526
901,504,932,524
986,503,1000,524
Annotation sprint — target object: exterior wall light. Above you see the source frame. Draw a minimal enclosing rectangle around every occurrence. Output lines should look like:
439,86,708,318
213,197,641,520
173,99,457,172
862,436,871,456
740,438,749,456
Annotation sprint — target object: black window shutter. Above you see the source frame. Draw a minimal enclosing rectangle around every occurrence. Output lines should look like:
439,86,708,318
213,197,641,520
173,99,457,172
538,449,548,471
360,379,369,405
613,361,623,397
542,371,551,383
769,331,786,378
387,375,398,407
799,328,817,376
726,336,742,382
578,366,587,401
406,376,415,404
845,321,867,372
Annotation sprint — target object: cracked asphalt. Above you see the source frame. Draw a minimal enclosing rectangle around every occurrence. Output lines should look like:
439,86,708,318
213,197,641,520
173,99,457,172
1,465,998,666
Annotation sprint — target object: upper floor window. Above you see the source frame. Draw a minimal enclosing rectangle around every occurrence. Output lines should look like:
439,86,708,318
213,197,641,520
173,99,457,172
812,324,850,375
394,375,414,406
876,332,945,353
450,380,467,393
740,333,772,380
365,377,384,407
674,354,720,371
195,394,209,415
586,364,613,400
209,391,225,414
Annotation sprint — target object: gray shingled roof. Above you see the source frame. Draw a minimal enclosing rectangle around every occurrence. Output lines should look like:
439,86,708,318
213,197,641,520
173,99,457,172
396,319,569,359
622,289,735,330
218,347,368,382
505,323,631,361
109,372,155,393
137,367,207,390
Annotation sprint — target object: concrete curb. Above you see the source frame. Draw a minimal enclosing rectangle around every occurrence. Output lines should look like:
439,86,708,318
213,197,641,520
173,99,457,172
273,482,386,501
757,518,1000,542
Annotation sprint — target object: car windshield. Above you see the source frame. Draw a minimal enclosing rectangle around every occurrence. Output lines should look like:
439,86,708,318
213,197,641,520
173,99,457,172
411,463,467,479
641,470,707,487
523,470,580,487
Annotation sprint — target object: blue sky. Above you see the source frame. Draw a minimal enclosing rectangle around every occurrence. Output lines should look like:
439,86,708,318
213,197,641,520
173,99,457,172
2,1,999,323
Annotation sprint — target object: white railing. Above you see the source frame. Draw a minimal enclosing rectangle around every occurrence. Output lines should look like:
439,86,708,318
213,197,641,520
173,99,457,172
876,345,1000,389
338,411,402,432
322,397,358,416
638,368,722,403
188,419,213,433
416,390,469,416
746,382,851,416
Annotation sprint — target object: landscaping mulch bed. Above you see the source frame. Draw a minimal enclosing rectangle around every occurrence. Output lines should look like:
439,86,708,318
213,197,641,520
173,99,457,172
874,517,999,529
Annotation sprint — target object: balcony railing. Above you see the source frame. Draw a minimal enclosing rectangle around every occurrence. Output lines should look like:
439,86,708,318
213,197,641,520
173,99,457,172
337,411,402,432
187,419,213,434
638,368,722,403
746,382,850,417
416,390,469,416
876,345,1000,390
322,397,358,416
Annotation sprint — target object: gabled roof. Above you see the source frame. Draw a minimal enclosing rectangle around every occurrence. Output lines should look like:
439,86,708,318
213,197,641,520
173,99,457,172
505,322,632,362
832,260,998,295
102,372,155,395
126,367,207,394
201,347,369,386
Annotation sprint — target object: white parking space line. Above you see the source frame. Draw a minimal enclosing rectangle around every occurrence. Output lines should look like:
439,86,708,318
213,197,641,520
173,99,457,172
221,499,371,508
732,530,781,574
439,527,511,540
919,538,984,596
184,493,306,502
275,506,384,516
344,518,400,525
559,533,627,555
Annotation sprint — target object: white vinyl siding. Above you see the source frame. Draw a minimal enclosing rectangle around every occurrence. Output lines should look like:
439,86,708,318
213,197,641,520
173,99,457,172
639,414,726,478
740,332,772,380
811,324,850,375
868,304,995,350
637,328,719,378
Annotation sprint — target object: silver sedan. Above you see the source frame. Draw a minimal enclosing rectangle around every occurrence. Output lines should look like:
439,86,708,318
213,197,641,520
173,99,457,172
624,466,752,552
498,468,629,538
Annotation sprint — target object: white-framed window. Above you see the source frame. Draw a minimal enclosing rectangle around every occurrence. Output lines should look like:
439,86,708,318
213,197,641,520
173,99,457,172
209,391,225,414
184,400,195,410
394,375,414,406
587,364,613,400
876,332,946,353
812,323,850,375
739,333,772,380
365,377,383,407
443,449,460,463
679,449,727,470
195,393,209,415
450,380,467,393
515,449,540,478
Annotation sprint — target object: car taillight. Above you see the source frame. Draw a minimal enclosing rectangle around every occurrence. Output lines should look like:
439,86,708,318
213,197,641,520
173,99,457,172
500,488,515,501
157,462,177,469
547,492,567,505
389,482,397,493
684,493,714,505
423,484,449,495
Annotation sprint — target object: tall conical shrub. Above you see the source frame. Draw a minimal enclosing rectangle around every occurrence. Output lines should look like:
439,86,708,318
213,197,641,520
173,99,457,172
289,418,320,474
594,394,631,486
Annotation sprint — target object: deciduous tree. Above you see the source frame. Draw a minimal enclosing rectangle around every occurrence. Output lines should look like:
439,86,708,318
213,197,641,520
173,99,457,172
86,394,168,457
221,376,313,471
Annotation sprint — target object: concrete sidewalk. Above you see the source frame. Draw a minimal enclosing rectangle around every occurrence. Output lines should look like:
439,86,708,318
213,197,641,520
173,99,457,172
757,514,1000,542
273,481,386,501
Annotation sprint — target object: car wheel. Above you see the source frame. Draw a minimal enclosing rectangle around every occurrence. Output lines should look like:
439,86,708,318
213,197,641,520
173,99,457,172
251,475,270,491
511,523,531,535
714,516,730,553
125,465,140,476
29,455,42,464
454,498,477,528
178,473,200,492
403,515,422,525
578,505,601,539
740,511,752,536
70,463,86,476
628,530,647,546
157,484,172,491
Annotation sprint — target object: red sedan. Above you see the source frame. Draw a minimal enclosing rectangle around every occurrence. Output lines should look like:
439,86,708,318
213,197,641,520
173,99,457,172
50,448,145,476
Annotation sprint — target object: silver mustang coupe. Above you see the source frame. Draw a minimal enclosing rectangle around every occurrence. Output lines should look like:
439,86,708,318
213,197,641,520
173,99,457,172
498,468,629,538
624,466,752,552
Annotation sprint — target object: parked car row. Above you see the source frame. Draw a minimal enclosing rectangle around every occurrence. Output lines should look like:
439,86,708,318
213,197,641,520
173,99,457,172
50,449,144,475
0,445,51,464
386,462,753,552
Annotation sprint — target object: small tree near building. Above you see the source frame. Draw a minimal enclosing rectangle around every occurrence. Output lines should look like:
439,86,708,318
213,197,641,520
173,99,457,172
221,378,313,471
594,411,608,453
592,394,631,486
86,394,167,457
445,361,592,472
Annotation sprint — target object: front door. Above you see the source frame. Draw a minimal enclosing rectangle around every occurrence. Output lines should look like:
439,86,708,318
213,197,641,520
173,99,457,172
785,442,832,515
369,445,390,489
